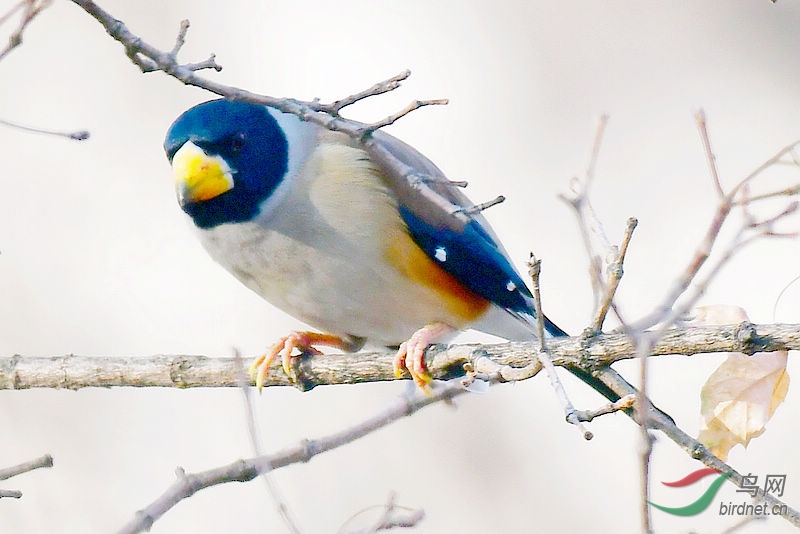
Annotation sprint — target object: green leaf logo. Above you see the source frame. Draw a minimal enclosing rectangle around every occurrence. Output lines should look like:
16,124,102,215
648,469,731,516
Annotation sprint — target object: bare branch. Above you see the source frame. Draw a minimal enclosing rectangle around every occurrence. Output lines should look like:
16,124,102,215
560,115,614,307
338,491,425,533
180,55,221,72
589,216,638,332
0,0,51,63
456,195,505,216
118,383,464,534
584,114,609,195
748,200,798,231
0,454,53,501
168,19,189,57
234,352,301,534
419,175,468,188
730,140,800,198
637,335,654,533
734,184,800,205
573,394,636,422
527,254,592,440
0,454,53,480
360,98,449,137
631,138,800,332
591,364,800,528
696,109,725,199
0,117,89,140
2,323,799,390
719,514,766,534
323,70,412,114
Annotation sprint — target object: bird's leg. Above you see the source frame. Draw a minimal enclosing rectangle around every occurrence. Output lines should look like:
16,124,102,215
394,322,453,391
250,332,355,391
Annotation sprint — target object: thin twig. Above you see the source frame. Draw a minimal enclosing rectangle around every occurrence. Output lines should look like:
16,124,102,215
181,55,221,72
528,255,592,440
589,217,638,332
748,200,799,230
560,115,614,306
0,117,89,140
734,184,800,205
0,454,53,480
630,138,800,332
0,1,26,26
637,334,654,534
360,99,449,137
168,19,189,57
601,366,800,527
234,352,301,534
419,175,468,188
118,383,465,534
584,114,609,195
338,491,425,533
730,140,800,198
640,209,796,340
696,109,725,199
719,514,765,534
0,454,54,501
457,195,505,216
338,500,425,534
0,0,52,63
573,394,636,422
324,70,412,114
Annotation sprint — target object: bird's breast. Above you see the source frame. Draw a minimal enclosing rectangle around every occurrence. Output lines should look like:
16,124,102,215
195,139,490,344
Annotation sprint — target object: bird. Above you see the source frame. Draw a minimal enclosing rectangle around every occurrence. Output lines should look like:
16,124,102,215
164,98,617,398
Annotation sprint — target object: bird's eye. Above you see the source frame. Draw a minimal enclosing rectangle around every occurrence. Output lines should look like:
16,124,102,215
230,132,246,152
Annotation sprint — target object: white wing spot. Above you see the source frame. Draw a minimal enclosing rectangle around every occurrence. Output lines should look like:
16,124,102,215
506,280,516,292
434,246,447,262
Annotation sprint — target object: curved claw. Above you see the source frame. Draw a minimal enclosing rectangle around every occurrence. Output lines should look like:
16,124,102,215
250,332,350,392
393,322,453,392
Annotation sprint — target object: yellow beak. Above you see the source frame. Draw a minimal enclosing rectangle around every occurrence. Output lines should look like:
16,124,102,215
172,141,234,205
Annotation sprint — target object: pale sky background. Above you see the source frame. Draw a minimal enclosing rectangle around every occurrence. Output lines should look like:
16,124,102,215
2,1,800,532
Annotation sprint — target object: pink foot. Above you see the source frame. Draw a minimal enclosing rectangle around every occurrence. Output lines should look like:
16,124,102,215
394,322,453,390
250,332,350,391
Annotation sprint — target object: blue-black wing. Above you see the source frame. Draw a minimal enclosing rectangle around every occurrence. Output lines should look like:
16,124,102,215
368,130,565,337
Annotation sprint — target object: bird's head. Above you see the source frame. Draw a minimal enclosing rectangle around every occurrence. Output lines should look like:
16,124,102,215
164,99,289,228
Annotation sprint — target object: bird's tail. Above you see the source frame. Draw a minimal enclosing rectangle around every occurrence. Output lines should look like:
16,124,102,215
545,317,675,427
543,316,622,403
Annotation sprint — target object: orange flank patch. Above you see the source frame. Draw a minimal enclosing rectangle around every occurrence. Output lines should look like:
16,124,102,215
384,230,490,323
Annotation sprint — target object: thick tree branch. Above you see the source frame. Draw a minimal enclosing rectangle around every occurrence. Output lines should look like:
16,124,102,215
2,323,798,390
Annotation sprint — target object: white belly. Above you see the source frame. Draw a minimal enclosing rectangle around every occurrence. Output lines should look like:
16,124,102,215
194,141,461,345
